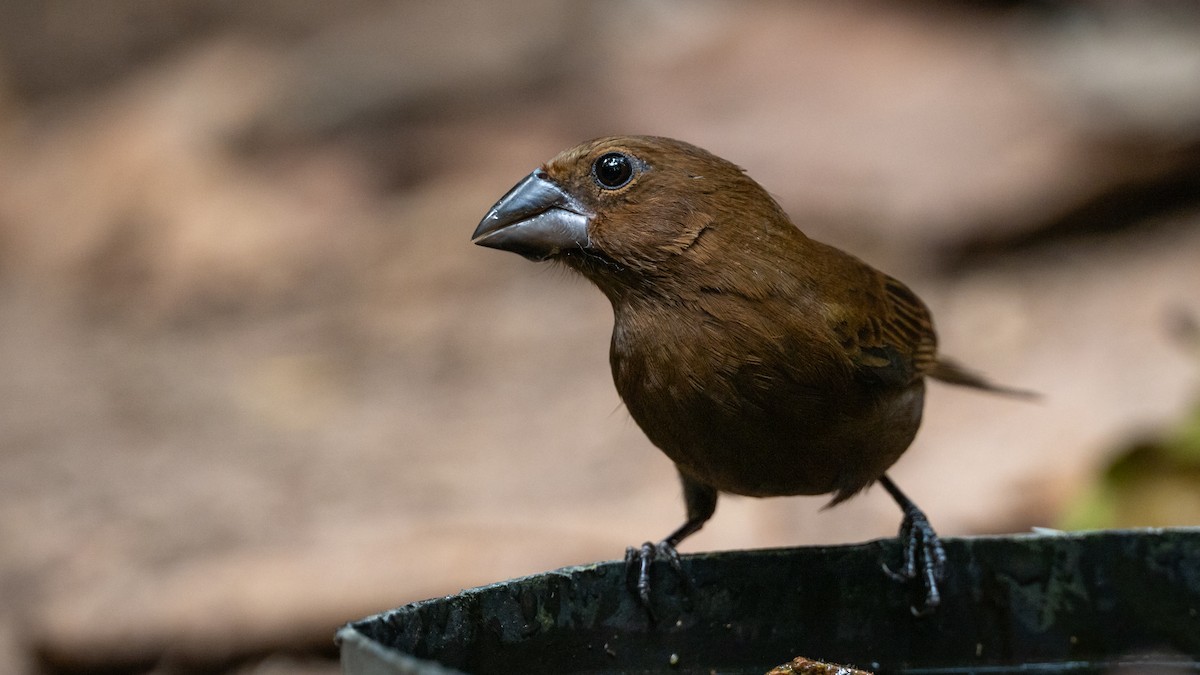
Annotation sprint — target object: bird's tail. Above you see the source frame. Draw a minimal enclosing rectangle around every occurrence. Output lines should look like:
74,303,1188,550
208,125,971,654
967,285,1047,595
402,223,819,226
927,357,1039,399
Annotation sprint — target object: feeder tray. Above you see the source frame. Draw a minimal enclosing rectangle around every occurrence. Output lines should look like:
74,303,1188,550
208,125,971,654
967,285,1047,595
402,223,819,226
338,528,1200,674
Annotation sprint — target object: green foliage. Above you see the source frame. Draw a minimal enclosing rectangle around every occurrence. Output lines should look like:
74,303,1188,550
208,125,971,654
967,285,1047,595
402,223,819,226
1060,400,1200,530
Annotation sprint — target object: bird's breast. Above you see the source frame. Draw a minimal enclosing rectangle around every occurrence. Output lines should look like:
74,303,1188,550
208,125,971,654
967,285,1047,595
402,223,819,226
609,304,923,499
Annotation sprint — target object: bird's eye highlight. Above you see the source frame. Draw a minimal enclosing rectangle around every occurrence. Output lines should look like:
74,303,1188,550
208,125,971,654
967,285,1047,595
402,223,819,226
592,152,634,189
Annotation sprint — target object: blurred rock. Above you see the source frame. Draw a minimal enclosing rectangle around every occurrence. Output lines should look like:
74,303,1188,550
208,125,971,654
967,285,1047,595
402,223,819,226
252,0,580,140
0,38,377,323
1017,0,1200,140
0,0,386,102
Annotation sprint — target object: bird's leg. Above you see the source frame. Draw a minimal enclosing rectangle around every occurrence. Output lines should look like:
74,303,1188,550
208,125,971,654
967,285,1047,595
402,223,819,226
625,473,717,617
878,474,946,616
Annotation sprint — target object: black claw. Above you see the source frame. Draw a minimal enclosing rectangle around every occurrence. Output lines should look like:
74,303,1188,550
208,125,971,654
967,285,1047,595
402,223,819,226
883,507,946,616
878,476,947,616
624,539,686,620
629,542,654,610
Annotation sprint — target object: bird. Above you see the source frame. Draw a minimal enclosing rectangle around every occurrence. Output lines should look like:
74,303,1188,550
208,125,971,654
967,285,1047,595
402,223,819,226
471,135,1030,616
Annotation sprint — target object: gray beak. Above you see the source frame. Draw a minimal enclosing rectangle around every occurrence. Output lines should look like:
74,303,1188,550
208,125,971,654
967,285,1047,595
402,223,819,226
472,169,592,261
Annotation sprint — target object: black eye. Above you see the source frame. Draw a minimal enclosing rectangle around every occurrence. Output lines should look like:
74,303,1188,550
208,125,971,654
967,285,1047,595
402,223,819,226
592,152,634,189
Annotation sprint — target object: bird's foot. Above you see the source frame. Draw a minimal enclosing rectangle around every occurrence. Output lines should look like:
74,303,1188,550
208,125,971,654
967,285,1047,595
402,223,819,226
882,504,947,617
624,540,685,620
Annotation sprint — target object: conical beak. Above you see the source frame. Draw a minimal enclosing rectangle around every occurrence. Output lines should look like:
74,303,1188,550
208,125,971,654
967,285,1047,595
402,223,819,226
472,169,592,261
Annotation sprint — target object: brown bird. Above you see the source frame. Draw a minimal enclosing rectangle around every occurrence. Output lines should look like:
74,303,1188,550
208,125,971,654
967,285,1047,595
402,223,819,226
472,135,1027,616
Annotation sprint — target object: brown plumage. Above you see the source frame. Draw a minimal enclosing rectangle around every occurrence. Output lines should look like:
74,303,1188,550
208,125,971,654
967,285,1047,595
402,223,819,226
472,135,1028,615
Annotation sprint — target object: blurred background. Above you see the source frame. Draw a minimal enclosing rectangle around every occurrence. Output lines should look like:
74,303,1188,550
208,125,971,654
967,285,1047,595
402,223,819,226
2,1,1200,673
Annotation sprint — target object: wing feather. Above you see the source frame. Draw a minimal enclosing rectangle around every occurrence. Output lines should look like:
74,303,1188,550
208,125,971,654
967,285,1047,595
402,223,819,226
833,273,937,388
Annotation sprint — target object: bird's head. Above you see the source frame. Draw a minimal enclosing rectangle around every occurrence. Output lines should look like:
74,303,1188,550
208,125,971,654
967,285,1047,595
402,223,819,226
472,135,800,300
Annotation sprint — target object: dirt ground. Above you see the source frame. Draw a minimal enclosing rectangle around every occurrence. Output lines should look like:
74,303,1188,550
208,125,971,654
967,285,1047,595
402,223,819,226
1,2,1199,673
